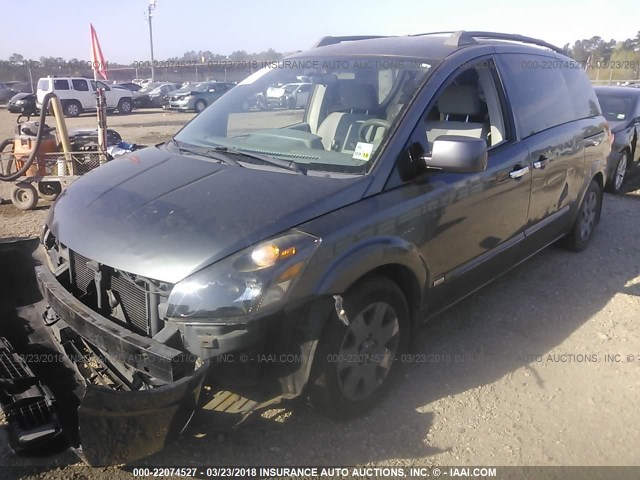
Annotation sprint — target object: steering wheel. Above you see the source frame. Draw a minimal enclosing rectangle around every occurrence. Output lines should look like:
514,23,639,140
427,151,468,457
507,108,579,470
359,119,391,142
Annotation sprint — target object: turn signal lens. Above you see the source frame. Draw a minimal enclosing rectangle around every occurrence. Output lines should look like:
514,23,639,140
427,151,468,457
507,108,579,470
279,246,296,259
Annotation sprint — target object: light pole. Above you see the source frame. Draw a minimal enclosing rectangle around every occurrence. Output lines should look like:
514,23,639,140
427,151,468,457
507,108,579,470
147,0,157,82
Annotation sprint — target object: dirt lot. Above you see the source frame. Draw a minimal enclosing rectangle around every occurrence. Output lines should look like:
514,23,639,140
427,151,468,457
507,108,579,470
0,105,639,479
0,107,196,150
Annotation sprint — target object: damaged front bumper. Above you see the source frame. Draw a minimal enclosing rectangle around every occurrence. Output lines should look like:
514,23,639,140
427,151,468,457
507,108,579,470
35,264,209,466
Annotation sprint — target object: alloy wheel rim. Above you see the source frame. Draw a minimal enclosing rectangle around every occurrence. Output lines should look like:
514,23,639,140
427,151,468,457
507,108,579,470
336,301,400,401
615,154,627,191
579,191,597,241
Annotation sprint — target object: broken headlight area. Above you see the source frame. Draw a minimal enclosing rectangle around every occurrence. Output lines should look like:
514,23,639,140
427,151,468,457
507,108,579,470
37,227,324,465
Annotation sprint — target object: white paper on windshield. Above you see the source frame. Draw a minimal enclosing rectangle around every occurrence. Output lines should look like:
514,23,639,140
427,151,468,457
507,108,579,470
353,142,374,161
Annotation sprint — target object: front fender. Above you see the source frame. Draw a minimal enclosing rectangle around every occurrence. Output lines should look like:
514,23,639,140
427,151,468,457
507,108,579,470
313,235,428,297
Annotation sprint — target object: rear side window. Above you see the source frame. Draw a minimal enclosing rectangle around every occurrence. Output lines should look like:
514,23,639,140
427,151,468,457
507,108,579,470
562,67,601,119
53,79,69,90
72,79,89,91
498,54,574,138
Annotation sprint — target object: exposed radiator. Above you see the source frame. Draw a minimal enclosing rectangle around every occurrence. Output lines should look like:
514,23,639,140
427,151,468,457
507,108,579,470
70,251,151,335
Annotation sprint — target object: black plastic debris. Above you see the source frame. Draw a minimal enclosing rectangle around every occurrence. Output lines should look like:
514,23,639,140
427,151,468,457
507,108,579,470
0,336,62,453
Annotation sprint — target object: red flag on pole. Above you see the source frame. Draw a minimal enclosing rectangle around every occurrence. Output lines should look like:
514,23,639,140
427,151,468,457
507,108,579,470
90,23,108,80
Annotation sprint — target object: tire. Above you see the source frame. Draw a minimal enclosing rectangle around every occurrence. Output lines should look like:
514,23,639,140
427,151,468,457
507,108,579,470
561,179,602,252
38,181,62,201
117,98,133,115
309,276,409,419
63,100,81,118
606,150,629,194
287,96,296,109
11,183,38,210
194,100,207,113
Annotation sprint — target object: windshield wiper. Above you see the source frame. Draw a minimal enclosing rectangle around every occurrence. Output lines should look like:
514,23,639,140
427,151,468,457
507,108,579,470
170,139,240,167
210,145,307,175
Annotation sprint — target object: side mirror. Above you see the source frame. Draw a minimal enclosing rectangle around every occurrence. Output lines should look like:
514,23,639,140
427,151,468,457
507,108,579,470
424,136,487,173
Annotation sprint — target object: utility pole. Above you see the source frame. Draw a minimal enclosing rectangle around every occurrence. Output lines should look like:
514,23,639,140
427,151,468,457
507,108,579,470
148,0,157,82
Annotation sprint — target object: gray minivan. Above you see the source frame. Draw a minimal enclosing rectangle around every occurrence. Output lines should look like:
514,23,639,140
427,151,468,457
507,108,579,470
36,31,609,465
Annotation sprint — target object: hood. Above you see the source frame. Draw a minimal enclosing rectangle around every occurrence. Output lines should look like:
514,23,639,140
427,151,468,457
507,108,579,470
48,146,367,283
10,92,35,102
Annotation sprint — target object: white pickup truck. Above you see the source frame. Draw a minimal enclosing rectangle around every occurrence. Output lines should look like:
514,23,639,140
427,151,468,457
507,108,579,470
36,77,134,117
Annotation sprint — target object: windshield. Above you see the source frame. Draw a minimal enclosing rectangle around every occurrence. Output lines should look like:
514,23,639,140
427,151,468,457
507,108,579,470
596,92,637,122
174,56,435,175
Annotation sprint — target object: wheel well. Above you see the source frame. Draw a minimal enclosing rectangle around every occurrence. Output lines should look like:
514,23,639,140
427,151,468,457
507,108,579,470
348,264,422,326
593,171,604,191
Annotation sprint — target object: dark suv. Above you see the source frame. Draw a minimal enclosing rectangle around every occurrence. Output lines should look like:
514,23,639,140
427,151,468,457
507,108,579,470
37,31,609,465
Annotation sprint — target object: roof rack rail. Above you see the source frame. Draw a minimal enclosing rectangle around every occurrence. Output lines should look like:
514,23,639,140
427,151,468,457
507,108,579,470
313,35,389,48
413,31,565,55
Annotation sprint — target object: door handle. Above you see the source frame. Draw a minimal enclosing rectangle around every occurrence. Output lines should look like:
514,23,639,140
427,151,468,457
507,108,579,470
533,155,548,169
509,166,530,179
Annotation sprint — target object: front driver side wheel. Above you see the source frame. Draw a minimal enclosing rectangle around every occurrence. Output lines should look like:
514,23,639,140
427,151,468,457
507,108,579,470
194,100,207,113
309,276,409,419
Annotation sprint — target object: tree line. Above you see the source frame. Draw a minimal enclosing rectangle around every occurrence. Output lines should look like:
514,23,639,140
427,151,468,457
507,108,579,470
2,33,640,83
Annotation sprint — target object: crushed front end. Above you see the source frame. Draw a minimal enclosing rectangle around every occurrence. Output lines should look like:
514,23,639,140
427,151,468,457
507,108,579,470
36,228,210,466
36,225,331,465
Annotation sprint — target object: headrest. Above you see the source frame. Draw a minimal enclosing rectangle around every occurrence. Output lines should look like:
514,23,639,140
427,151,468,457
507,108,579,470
337,82,377,111
437,85,483,116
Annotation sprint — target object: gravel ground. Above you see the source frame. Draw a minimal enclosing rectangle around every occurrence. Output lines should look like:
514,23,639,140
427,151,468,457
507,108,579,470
0,104,639,478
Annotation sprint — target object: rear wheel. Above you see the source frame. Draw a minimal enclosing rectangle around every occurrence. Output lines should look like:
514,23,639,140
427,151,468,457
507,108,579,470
561,179,602,251
606,150,628,194
309,276,409,418
63,100,81,118
117,98,133,115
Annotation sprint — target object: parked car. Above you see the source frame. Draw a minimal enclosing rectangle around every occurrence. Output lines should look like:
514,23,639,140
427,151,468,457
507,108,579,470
594,86,640,193
134,82,181,108
166,81,235,112
113,82,143,93
36,76,134,117
263,82,312,109
133,78,152,87
7,92,38,115
37,31,609,466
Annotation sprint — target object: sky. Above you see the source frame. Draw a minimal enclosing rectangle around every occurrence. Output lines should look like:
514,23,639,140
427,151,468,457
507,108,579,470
1,0,638,63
